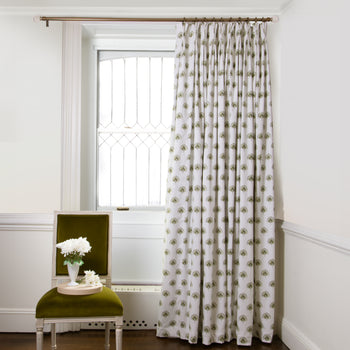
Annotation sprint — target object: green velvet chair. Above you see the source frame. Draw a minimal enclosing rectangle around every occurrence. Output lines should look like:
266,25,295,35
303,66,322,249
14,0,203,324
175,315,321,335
35,211,123,350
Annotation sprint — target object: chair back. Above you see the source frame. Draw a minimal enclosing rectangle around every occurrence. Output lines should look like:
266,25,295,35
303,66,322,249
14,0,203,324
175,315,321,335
52,211,112,287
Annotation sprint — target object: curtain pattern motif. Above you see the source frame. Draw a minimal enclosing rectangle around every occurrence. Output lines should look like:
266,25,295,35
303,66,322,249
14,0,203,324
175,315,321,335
157,22,275,346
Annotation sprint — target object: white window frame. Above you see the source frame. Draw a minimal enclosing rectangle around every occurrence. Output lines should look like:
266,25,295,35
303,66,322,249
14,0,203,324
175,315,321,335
82,22,175,212
96,50,174,210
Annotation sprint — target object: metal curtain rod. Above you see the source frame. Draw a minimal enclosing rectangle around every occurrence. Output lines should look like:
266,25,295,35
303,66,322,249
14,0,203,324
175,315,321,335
38,16,279,27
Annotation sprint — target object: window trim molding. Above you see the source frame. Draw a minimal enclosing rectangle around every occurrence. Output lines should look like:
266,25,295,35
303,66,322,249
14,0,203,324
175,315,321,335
61,22,82,210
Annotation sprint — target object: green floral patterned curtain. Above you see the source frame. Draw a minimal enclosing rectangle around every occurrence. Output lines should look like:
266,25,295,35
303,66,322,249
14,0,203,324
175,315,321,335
157,22,275,346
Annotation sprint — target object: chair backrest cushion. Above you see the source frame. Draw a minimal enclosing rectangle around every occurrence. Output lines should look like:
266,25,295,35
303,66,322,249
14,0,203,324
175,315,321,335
55,213,109,276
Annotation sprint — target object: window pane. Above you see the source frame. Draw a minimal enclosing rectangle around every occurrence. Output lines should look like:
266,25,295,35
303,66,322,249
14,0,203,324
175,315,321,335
98,51,174,208
98,140,111,206
162,57,175,128
112,59,125,127
99,61,112,128
124,58,137,127
150,57,162,127
137,57,150,128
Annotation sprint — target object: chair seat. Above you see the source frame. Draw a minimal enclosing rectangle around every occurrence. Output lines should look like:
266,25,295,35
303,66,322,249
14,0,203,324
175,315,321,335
36,286,123,319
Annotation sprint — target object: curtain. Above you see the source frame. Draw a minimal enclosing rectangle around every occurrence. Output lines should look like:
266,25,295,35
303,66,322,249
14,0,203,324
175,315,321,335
157,22,275,347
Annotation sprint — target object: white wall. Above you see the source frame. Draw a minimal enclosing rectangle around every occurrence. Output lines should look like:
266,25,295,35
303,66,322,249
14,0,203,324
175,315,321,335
0,14,61,331
0,15,62,213
277,0,350,237
276,0,350,349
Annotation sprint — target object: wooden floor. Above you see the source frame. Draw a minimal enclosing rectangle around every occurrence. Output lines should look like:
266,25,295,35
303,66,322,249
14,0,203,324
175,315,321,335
0,330,289,350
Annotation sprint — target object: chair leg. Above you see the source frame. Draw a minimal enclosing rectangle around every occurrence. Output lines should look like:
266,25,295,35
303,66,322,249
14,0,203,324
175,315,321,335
51,323,57,349
36,319,44,350
115,324,122,350
104,322,110,350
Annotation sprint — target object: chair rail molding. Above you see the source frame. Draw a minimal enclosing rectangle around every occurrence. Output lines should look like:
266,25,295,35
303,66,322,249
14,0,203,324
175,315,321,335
0,308,35,315
277,219,350,255
0,213,53,232
61,21,82,211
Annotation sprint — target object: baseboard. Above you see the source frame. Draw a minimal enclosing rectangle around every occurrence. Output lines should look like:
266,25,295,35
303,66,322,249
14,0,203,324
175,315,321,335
0,308,82,333
281,318,320,350
0,308,36,332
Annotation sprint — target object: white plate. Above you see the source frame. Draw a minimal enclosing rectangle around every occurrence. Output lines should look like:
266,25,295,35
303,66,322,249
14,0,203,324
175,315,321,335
57,283,103,295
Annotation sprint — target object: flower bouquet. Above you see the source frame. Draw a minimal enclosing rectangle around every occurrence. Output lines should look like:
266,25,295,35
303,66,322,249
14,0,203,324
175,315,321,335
56,237,91,286
56,236,91,266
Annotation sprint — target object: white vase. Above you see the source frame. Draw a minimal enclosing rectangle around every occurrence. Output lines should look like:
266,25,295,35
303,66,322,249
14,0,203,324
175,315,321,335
67,262,80,286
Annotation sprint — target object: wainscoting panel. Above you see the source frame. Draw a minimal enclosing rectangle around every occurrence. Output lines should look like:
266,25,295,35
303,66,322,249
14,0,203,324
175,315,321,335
277,219,350,350
0,213,162,332
0,213,54,332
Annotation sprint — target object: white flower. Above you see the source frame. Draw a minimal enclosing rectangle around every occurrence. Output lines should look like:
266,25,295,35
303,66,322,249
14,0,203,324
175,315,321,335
56,237,91,257
84,270,102,287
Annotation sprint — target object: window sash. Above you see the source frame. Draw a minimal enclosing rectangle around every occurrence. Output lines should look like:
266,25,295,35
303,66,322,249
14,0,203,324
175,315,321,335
97,51,174,208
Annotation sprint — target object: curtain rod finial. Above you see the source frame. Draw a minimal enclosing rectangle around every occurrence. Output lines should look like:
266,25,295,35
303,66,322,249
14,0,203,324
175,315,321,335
272,16,279,23
33,16,40,23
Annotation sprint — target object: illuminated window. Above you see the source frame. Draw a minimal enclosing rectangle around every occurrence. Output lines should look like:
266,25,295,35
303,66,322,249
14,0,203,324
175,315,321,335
97,52,174,208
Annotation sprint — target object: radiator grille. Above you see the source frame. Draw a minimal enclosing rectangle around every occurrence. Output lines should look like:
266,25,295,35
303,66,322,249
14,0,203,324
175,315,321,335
81,285,161,330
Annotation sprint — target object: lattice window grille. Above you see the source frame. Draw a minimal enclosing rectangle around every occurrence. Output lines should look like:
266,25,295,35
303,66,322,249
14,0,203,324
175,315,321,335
97,52,174,208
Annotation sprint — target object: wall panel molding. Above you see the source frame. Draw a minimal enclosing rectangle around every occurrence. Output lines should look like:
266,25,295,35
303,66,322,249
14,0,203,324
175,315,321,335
277,219,350,255
0,308,35,315
0,213,53,232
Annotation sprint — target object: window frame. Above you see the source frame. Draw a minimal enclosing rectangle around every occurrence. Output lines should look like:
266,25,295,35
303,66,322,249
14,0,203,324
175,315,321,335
80,23,176,213
96,50,175,210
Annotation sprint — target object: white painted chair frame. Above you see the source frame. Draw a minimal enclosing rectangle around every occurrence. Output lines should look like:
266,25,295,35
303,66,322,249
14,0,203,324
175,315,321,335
35,211,123,350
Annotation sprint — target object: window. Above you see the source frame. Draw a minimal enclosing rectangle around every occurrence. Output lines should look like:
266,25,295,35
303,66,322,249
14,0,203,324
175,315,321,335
80,24,176,285
97,51,174,208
